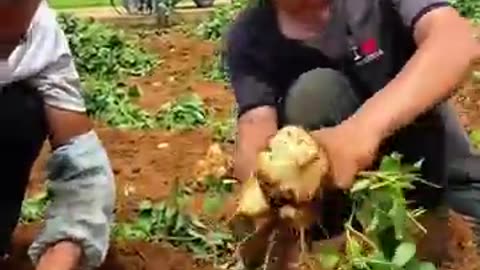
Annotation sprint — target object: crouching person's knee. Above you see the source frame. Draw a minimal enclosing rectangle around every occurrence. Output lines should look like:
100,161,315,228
283,68,361,130
28,130,116,269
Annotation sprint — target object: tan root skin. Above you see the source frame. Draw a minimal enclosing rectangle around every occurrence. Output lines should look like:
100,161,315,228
233,126,331,270
235,125,329,220
237,176,270,217
256,126,329,204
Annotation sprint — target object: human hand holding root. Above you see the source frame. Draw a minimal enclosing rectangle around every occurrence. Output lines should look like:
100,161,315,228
231,126,331,270
310,120,382,190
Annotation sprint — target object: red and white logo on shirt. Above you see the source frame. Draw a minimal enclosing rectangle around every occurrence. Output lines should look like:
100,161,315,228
350,38,384,66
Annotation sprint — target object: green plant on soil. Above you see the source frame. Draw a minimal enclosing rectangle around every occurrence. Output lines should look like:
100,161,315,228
156,93,209,131
202,176,237,215
20,191,52,224
196,0,249,41
451,0,480,22
58,14,157,78
210,116,236,143
84,79,157,129
57,14,161,129
470,130,480,149
112,182,235,266
314,153,438,270
202,51,230,83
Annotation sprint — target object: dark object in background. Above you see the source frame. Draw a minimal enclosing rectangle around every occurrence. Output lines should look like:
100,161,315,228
193,0,215,8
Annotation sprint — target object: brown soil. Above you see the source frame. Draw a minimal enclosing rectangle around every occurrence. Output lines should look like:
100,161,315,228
4,24,480,270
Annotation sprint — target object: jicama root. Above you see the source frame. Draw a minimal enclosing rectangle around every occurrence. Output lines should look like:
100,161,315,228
236,176,270,218
232,126,330,270
256,126,329,204
233,126,329,224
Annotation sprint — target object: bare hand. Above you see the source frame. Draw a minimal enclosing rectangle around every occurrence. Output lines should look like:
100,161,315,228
311,121,381,190
36,241,82,270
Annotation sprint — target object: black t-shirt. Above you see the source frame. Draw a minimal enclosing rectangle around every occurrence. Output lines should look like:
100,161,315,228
225,0,450,117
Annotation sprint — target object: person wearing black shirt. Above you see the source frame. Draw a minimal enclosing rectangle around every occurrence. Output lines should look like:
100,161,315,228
225,0,480,244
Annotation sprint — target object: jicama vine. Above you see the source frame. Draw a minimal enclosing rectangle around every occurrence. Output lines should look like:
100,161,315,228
317,153,439,270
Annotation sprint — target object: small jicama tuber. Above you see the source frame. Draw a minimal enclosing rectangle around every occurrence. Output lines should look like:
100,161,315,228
256,126,329,204
236,176,270,217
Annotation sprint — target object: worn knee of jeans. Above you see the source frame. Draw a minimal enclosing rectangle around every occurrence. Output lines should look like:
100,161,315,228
447,154,480,248
283,68,361,130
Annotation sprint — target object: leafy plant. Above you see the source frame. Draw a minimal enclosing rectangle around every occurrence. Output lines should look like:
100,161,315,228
20,191,52,224
84,79,156,129
156,93,208,130
470,130,480,149
450,0,480,22
195,0,249,41
202,176,237,215
57,14,160,128
210,116,236,143
202,51,230,83
316,153,438,270
112,198,235,265
58,14,158,79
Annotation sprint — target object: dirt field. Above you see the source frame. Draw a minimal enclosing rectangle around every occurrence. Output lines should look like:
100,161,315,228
1,20,480,270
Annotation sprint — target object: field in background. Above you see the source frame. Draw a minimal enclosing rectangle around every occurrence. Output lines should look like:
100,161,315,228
48,0,118,9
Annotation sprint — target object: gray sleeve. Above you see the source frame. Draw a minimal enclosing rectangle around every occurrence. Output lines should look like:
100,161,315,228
28,130,116,269
390,0,451,28
29,21,86,113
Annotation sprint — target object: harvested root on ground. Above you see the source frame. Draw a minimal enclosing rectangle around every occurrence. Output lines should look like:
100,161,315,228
193,143,232,182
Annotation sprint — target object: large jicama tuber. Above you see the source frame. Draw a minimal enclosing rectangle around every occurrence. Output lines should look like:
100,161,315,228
232,126,331,270
235,125,329,218
256,126,329,204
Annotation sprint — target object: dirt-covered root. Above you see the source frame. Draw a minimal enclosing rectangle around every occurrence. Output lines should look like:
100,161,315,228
255,126,329,205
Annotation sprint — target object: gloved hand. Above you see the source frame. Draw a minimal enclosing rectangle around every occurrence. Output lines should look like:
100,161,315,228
28,130,116,269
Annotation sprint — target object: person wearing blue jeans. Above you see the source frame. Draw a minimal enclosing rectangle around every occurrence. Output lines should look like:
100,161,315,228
225,0,480,246
0,1,115,269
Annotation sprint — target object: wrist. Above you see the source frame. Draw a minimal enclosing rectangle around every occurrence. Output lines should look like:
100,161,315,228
36,241,82,270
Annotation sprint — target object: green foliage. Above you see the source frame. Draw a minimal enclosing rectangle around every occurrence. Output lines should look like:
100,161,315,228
202,177,236,215
58,14,157,79
202,52,229,83
84,79,156,129
57,14,160,129
470,129,480,149
318,153,439,270
20,191,52,224
112,198,235,265
450,0,480,22
210,116,236,143
156,93,208,131
196,0,249,41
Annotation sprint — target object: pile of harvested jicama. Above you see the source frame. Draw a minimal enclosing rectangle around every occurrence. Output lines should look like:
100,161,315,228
230,126,439,270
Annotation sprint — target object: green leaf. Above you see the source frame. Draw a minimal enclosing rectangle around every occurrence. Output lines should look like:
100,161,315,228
379,153,403,172
346,237,363,259
418,262,436,270
203,194,224,215
392,242,416,267
470,130,480,149
389,200,407,240
351,179,371,193
317,245,341,270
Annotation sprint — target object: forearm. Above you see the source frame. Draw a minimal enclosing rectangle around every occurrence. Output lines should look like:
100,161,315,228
347,13,477,140
28,129,115,269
